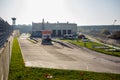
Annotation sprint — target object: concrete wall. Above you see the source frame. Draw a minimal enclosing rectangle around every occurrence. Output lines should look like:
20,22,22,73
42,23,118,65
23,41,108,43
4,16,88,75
0,36,13,80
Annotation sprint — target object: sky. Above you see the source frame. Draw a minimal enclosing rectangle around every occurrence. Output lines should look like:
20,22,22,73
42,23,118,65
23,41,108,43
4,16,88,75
0,0,120,25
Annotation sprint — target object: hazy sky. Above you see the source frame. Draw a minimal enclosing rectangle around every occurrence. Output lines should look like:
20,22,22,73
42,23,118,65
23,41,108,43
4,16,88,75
0,0,120,25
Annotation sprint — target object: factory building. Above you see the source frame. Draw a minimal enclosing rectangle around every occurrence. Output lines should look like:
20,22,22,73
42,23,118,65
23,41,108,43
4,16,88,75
31,19,77,37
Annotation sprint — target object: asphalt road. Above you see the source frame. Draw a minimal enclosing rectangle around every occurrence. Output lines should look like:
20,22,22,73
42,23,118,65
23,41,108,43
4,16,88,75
18,34,120,74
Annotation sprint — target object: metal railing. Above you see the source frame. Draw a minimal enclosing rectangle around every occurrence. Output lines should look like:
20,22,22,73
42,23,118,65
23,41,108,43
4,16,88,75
0,17,13,48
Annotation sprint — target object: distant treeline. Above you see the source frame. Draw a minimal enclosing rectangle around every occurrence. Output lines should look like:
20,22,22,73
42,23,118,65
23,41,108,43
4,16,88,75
14,25,32,33
78,25,120,32
15,25,120,34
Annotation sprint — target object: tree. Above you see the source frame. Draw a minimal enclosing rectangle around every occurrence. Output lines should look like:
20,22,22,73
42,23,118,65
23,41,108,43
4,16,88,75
108,31,120,39
100,29,111,35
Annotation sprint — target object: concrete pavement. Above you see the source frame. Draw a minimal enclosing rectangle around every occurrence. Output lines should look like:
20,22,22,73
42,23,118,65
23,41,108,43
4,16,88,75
18,34,120,74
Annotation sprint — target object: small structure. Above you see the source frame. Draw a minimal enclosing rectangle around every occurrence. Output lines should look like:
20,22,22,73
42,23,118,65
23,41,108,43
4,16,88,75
42,30,52,39
41,30,52,45
78,33,85,39
11,17,16,25
11,17,16,31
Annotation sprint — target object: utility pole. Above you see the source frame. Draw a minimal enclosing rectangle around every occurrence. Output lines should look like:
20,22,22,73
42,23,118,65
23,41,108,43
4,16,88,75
112,20,117,47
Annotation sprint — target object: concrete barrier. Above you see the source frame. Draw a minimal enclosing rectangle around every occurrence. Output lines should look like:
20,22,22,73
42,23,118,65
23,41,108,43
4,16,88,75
52,39,73,48
0,36,13,80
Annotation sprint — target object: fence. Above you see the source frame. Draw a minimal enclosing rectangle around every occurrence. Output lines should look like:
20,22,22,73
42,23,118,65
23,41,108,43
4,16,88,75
0,17,13,48
0,18,13,80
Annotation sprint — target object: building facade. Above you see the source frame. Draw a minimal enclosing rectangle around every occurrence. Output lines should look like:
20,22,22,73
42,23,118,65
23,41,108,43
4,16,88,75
32,20,77,37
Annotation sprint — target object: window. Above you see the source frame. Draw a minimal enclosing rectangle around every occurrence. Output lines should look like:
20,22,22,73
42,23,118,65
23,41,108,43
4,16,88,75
58,30,61,37
52,30,56,37
63,30,66,35
68,30,71,34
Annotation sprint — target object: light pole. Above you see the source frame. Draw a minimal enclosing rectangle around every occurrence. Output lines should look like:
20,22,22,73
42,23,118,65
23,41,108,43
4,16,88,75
113,20,117,25
112,19,117,47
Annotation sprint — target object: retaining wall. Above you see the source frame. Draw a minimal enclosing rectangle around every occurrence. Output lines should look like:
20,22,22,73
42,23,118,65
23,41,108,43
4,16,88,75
0,36,13,80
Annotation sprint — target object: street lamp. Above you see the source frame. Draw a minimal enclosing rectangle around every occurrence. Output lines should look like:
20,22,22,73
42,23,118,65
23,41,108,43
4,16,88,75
113,20,117,25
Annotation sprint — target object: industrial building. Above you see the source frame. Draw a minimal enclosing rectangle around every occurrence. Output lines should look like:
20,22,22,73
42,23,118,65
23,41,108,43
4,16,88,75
31,19,77,37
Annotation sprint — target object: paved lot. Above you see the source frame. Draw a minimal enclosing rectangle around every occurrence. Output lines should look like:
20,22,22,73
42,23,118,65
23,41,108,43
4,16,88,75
19,34,120,74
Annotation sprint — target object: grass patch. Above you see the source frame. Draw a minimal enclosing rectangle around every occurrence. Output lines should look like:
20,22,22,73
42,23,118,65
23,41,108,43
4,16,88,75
8,38,120,80
61,39,120,57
